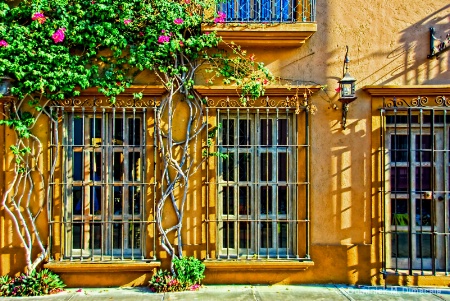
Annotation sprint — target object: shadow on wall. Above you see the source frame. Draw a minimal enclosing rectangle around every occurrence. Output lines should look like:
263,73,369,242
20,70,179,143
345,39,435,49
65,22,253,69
362,4,450,86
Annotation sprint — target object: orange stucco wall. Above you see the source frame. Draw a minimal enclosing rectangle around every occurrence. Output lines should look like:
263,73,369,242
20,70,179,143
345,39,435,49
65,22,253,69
1,0,450,287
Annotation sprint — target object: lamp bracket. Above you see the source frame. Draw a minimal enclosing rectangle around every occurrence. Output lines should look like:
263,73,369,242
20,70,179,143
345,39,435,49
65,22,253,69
427,27,450,59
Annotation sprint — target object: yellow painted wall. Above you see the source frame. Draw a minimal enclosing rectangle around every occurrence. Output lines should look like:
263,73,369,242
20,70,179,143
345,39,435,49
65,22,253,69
1,0,449,288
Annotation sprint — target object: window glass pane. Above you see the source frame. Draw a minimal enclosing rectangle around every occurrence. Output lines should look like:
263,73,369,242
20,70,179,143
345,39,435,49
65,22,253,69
391,167,408,192
222,186,234,215
113,187,123,215
239,120,251,147
278,186,287,214
128,186,141,215
392,232,409,257
73,152,83,181
416,199,432,226
238,153,251,181
278,153,287,181
260,186,272,215
239,222,249,249
113,118,124,145
260,153,272,181
238,186,251,215
90,152,102,181
278,119,288,146
223,222,235,249
91,223,101,249
415,167,431,191
222,153,234,181
260,119,272,146
386,115,418,124
113,152,124,181
278,222,288,248
129,222,141,249
89,118,102,146
128,152,141,181
261,222,272,248
129,118,141,145
72,224,82,249
416,234,432,258
391,135,408,162
222,119,234,146
90,186,101,215
73,187,83,215
391,199,408,226
113,223,122,249
73,118,83,146
415,135,431,162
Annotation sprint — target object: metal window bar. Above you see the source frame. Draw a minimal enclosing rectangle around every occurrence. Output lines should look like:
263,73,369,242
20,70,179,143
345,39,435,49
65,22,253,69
48,101,158,262
219,0,315,23
206,104,310,261
381,102,450,275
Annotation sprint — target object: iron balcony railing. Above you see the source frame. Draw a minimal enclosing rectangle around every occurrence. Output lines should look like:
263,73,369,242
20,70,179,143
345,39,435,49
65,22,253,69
219,0,316,23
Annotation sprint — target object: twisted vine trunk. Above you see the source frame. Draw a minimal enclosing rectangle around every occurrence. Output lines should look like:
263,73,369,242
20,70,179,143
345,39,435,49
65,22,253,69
154,55,206,272
1,96,57,274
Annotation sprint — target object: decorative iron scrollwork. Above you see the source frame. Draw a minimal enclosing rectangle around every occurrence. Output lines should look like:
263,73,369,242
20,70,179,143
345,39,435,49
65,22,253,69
383,96,450,108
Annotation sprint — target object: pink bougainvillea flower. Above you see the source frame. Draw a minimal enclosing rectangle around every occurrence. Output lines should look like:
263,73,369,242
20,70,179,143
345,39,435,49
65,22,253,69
52,28,66,43
335,87,341,93
179,41,184,47
0,40,8,47
190,284,201,291
139,31,144,36
249,54,255,61
263,79,269,85
174,18,184,25
124,19,132,25
32,12,46,24
214,11,226,23
161,29,166,33
158,35,170,43
185,0,191,3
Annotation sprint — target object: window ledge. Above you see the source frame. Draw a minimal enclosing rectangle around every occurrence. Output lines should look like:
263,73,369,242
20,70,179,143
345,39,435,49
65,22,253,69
44,261,161,273
204,260,314,271
201,23,317,47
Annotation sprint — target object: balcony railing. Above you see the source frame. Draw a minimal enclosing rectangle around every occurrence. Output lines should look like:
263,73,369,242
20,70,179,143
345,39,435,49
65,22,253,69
219,0,316,23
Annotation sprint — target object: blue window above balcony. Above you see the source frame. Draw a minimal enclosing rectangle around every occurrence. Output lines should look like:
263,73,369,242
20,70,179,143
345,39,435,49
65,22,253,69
219,0,316,23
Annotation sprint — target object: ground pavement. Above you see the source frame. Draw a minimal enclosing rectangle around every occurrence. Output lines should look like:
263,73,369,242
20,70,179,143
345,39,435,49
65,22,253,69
2,284,450,300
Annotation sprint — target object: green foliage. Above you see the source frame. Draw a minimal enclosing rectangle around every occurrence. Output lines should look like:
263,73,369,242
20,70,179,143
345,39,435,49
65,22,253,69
0,0,272,101
0,269,65,297
173,256,205,288
149,257,205,293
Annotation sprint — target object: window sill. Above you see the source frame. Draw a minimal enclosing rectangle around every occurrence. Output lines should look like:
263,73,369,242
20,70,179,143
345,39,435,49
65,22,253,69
201,22,317,47
204,260,314,271
44,261,161,273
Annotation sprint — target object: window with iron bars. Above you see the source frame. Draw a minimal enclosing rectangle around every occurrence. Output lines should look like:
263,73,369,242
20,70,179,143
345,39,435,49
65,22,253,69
382,108,450,274
219,0,316,23
209,108,309,260
52,107,152,261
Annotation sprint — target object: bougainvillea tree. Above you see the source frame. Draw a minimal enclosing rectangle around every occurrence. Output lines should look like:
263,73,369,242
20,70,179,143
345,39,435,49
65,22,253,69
0,0,273,274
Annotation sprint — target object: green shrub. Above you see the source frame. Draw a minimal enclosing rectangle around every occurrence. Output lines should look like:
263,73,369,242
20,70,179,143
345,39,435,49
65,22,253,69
173,256,205,288
149,257,205,293
0,269,65,297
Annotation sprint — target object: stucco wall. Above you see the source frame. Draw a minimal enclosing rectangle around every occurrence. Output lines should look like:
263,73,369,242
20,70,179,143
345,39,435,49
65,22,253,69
1,0,449,287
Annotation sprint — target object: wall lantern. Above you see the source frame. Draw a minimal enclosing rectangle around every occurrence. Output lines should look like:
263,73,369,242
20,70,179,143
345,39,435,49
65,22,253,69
338,46,357,130
0,75,14,96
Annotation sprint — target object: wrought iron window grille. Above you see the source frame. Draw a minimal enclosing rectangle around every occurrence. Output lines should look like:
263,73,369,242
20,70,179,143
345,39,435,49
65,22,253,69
219,0,316,23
